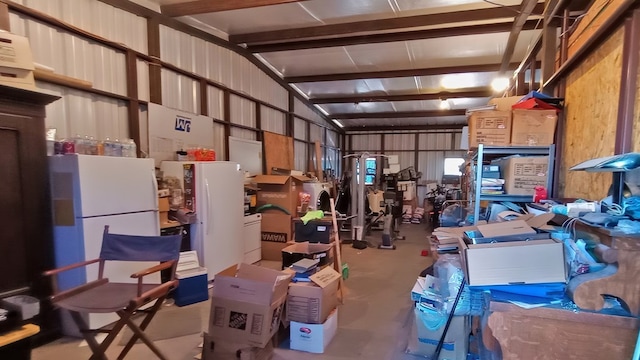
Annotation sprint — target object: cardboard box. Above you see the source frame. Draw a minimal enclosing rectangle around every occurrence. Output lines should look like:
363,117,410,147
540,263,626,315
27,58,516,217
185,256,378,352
460,238,566,286
0,67,35,90
468,110,512,148
511,109,558,146
253,175,311,214
158,197,170,211
411,310,469,360
209,263,293,348
492,156,549,195
488,96,523,111
261,213,293,261
0,32,36,90
287,267,340,324
289,308,338,354
281,242,334,270
202,332,273,360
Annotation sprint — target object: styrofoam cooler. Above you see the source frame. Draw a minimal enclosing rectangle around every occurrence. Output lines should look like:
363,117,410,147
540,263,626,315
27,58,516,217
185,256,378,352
174,251,208,307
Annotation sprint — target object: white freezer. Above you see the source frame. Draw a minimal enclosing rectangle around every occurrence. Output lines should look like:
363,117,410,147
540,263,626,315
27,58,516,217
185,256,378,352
49,155,162,336
49,154,158,217
160,161,244,279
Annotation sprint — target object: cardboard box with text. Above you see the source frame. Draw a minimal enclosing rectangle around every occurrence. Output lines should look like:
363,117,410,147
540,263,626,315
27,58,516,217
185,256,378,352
209,263,293,348
287,266,341,324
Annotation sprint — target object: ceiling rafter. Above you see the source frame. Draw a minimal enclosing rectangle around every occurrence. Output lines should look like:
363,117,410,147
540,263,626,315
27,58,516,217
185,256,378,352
344,124,466,132
331,110,466,119
161,0,310,17
285,62,540,83
230,3,544,44
499,0,541,73
248,20,541,53
310,88,493,104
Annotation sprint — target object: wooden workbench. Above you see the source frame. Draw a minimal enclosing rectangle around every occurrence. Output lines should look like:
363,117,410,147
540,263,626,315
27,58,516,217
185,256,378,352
486,302,639,360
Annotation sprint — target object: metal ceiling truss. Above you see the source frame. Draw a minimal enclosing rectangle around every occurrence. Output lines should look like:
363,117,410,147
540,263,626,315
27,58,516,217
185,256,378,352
161,0,310,17
230,3,544,44
285,62,540,83
310,88,492,104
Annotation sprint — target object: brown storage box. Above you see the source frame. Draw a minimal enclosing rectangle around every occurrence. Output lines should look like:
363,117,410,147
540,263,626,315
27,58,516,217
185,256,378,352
511,110,558,146
209,264,293,348
286,267,341,324
158,197,170,211
491,156,549,195
261,212,293,261
253,175,311,215
468,111,512,148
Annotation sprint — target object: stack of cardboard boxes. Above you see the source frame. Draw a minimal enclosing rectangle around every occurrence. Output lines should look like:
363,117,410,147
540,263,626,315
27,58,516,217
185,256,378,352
467,96,559,196
204,255,342,357
252,174,312,261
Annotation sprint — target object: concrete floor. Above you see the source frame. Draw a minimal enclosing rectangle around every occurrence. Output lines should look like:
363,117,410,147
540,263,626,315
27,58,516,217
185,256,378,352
33,224,433,360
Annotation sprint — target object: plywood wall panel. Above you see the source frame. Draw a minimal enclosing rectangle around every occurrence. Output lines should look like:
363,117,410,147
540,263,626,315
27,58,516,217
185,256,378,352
561,27,624,200
264,131,294,173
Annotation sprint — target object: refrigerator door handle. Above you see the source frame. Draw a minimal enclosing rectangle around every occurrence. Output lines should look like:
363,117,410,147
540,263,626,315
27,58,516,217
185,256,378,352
205,179,211,236
152,170,160,230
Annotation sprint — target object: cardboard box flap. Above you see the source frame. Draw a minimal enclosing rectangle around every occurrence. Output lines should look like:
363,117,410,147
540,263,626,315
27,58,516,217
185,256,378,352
237,263,293,293
488,96,524,111
213,275,276,305
526,213,555,229
253,174,312,185
282,242,333,255
309,267,341,289
252,175,290,185
214,263,293,304
477,220,536,238
291,175,312,182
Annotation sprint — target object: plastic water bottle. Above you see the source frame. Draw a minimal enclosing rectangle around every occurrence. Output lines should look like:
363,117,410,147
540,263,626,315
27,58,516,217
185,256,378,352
112,138,123,157
73,134,84,154
122,138,137,157
128,139,137,158
103,137,113,156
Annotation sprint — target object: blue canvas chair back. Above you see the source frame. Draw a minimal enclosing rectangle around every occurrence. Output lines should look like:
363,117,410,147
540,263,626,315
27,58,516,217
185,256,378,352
99,226,181,262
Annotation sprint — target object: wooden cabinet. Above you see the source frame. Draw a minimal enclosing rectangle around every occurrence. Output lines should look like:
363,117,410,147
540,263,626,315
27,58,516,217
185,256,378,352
0,84,59,342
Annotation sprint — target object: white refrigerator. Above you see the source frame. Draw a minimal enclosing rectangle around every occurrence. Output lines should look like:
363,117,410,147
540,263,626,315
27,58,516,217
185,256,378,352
49,154,160,334
160,161,244,280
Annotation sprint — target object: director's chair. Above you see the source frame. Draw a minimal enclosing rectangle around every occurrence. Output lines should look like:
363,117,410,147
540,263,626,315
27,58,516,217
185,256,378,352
44,226,181,360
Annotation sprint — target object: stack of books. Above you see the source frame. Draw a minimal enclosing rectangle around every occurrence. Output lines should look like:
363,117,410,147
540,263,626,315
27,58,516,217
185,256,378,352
481,178,505,194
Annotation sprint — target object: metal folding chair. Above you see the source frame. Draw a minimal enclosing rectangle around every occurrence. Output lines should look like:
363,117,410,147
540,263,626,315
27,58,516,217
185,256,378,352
44,226,181,360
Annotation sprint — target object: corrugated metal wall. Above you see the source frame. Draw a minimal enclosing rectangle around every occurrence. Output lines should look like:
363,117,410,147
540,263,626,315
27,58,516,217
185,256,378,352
295,140,308,171
159,25,289,111
294,98,325,124
294,118,307,140
37,81,130,141
9,0,339,172
261,107,287,134
229,95,256,128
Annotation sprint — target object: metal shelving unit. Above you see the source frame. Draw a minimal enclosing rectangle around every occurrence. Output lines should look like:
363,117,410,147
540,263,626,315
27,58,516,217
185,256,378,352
470,144,555,224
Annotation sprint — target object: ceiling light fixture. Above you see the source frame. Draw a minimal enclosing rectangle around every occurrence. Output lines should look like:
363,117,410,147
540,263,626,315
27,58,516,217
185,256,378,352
439,98,451,110
332,119,344,128
491,77,510,92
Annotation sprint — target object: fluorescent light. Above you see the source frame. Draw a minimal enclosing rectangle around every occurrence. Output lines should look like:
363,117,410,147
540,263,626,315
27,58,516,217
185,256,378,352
315,105,329,116
439,99,451,110
491,77,510,92
332,119,344,128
